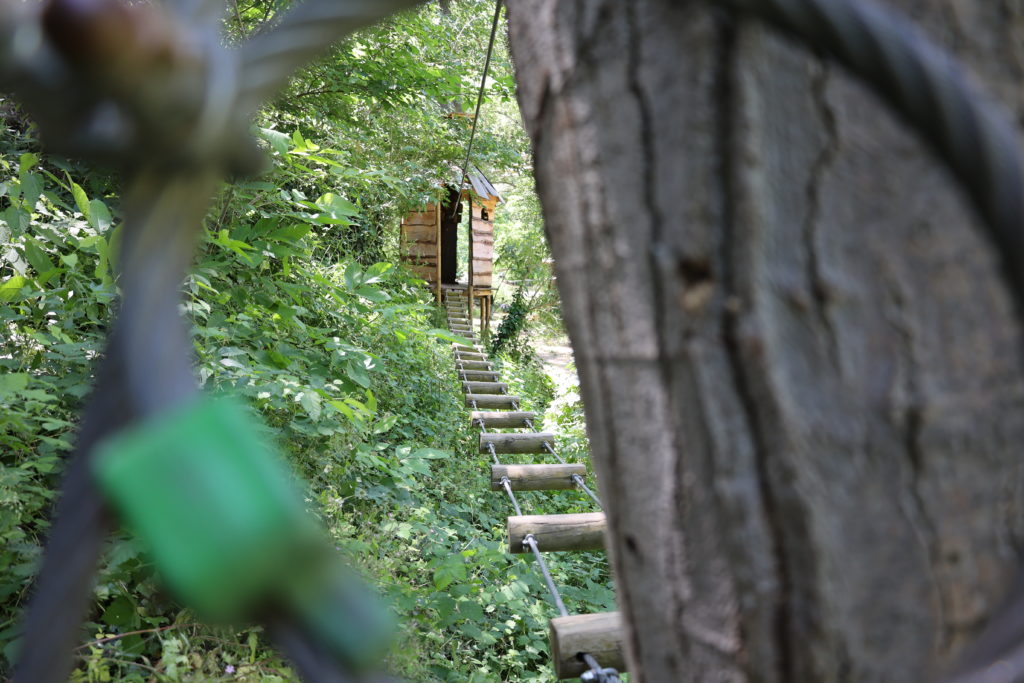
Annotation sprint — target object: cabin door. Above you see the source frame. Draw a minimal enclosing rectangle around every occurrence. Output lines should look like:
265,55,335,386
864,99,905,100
439,187,462,284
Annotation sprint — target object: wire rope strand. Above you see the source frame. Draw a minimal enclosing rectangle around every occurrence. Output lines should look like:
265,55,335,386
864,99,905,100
501,477,523,516
523,534,570,618
572,474,604,510
722,0,1024,322
450,0,504,218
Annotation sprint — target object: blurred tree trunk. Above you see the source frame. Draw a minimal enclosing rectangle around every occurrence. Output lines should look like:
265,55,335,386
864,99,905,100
507,2,1024,681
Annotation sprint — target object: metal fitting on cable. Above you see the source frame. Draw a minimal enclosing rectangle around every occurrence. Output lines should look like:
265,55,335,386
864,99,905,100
580,667,621,683
579,653,621,682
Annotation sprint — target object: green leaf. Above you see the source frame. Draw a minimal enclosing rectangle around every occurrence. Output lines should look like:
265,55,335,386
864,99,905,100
101,597,138,628
0,373,29,401
355,286,389,303
23,238,56,277
260,127,291,155
409,448,451,460
89,199,113,231
458,601,484,622
346,359,371,388
268,224,312,242
299,391,322,421
343,262,362,291
362,262,393,284
19,173,42,210
0,276,30,302
70,180,90,218
18,153,37,176
426,328,475,346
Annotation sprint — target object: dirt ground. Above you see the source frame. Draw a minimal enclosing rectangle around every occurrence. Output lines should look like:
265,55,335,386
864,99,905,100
534,337,577,389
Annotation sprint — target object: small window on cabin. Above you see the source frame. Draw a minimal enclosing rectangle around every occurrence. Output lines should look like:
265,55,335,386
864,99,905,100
481,208,489,221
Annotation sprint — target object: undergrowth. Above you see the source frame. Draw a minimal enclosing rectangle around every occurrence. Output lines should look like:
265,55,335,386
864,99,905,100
0,127,615,681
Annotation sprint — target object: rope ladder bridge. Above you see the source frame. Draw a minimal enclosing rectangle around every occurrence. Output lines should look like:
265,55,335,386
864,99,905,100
444,289,625,682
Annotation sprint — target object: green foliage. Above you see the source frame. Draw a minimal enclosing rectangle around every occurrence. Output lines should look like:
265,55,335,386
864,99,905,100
0,2,614,680
490,284,529,357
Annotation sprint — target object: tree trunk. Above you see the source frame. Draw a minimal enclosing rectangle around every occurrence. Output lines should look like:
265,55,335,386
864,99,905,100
506,2,1024,681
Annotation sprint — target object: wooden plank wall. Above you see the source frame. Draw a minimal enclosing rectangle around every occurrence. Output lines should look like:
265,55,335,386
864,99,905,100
400,204,439,284
471,200,496,288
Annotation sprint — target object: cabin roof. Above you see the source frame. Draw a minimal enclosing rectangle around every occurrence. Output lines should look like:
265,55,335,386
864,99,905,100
464,166,502,204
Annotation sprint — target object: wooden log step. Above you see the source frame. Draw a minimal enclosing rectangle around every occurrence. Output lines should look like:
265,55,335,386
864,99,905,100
459,360,492,371
465,393,519,409
470,410,536,428
448,317,469,324
549,612,626,679
461,370,500,382
452,343,484,352
463,381,507,395
450,326,473,333
456,351,488,361
508,513,606,553
491,464,586,491
480,432,554,454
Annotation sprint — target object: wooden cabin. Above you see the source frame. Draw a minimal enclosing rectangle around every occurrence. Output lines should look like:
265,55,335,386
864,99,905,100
398,167,501,330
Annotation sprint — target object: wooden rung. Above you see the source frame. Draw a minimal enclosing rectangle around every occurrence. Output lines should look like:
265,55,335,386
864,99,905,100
466,393,519,408
471,410,536,428
550,612,626,679
448,318,469,325
450,326,473,333
453,344,484,352
480,432,554,454
461,370,500,382
508,513,606,553
459,360,492,371
456,351,488,361
491,464,586,491
463,381,507,395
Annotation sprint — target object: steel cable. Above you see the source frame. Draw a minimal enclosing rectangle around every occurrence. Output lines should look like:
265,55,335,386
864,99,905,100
450,0,503,218
714,0,1024,679
720,0,1024,320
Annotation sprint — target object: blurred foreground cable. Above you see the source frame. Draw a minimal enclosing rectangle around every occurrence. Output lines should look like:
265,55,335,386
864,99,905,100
720,0,1024,321
717,0,1024,680
3,0,421,681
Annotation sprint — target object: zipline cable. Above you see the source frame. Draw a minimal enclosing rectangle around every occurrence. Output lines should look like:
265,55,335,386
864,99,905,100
450,0,503,218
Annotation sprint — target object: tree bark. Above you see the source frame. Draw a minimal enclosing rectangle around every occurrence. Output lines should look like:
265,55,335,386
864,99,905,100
507,2,1024,681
